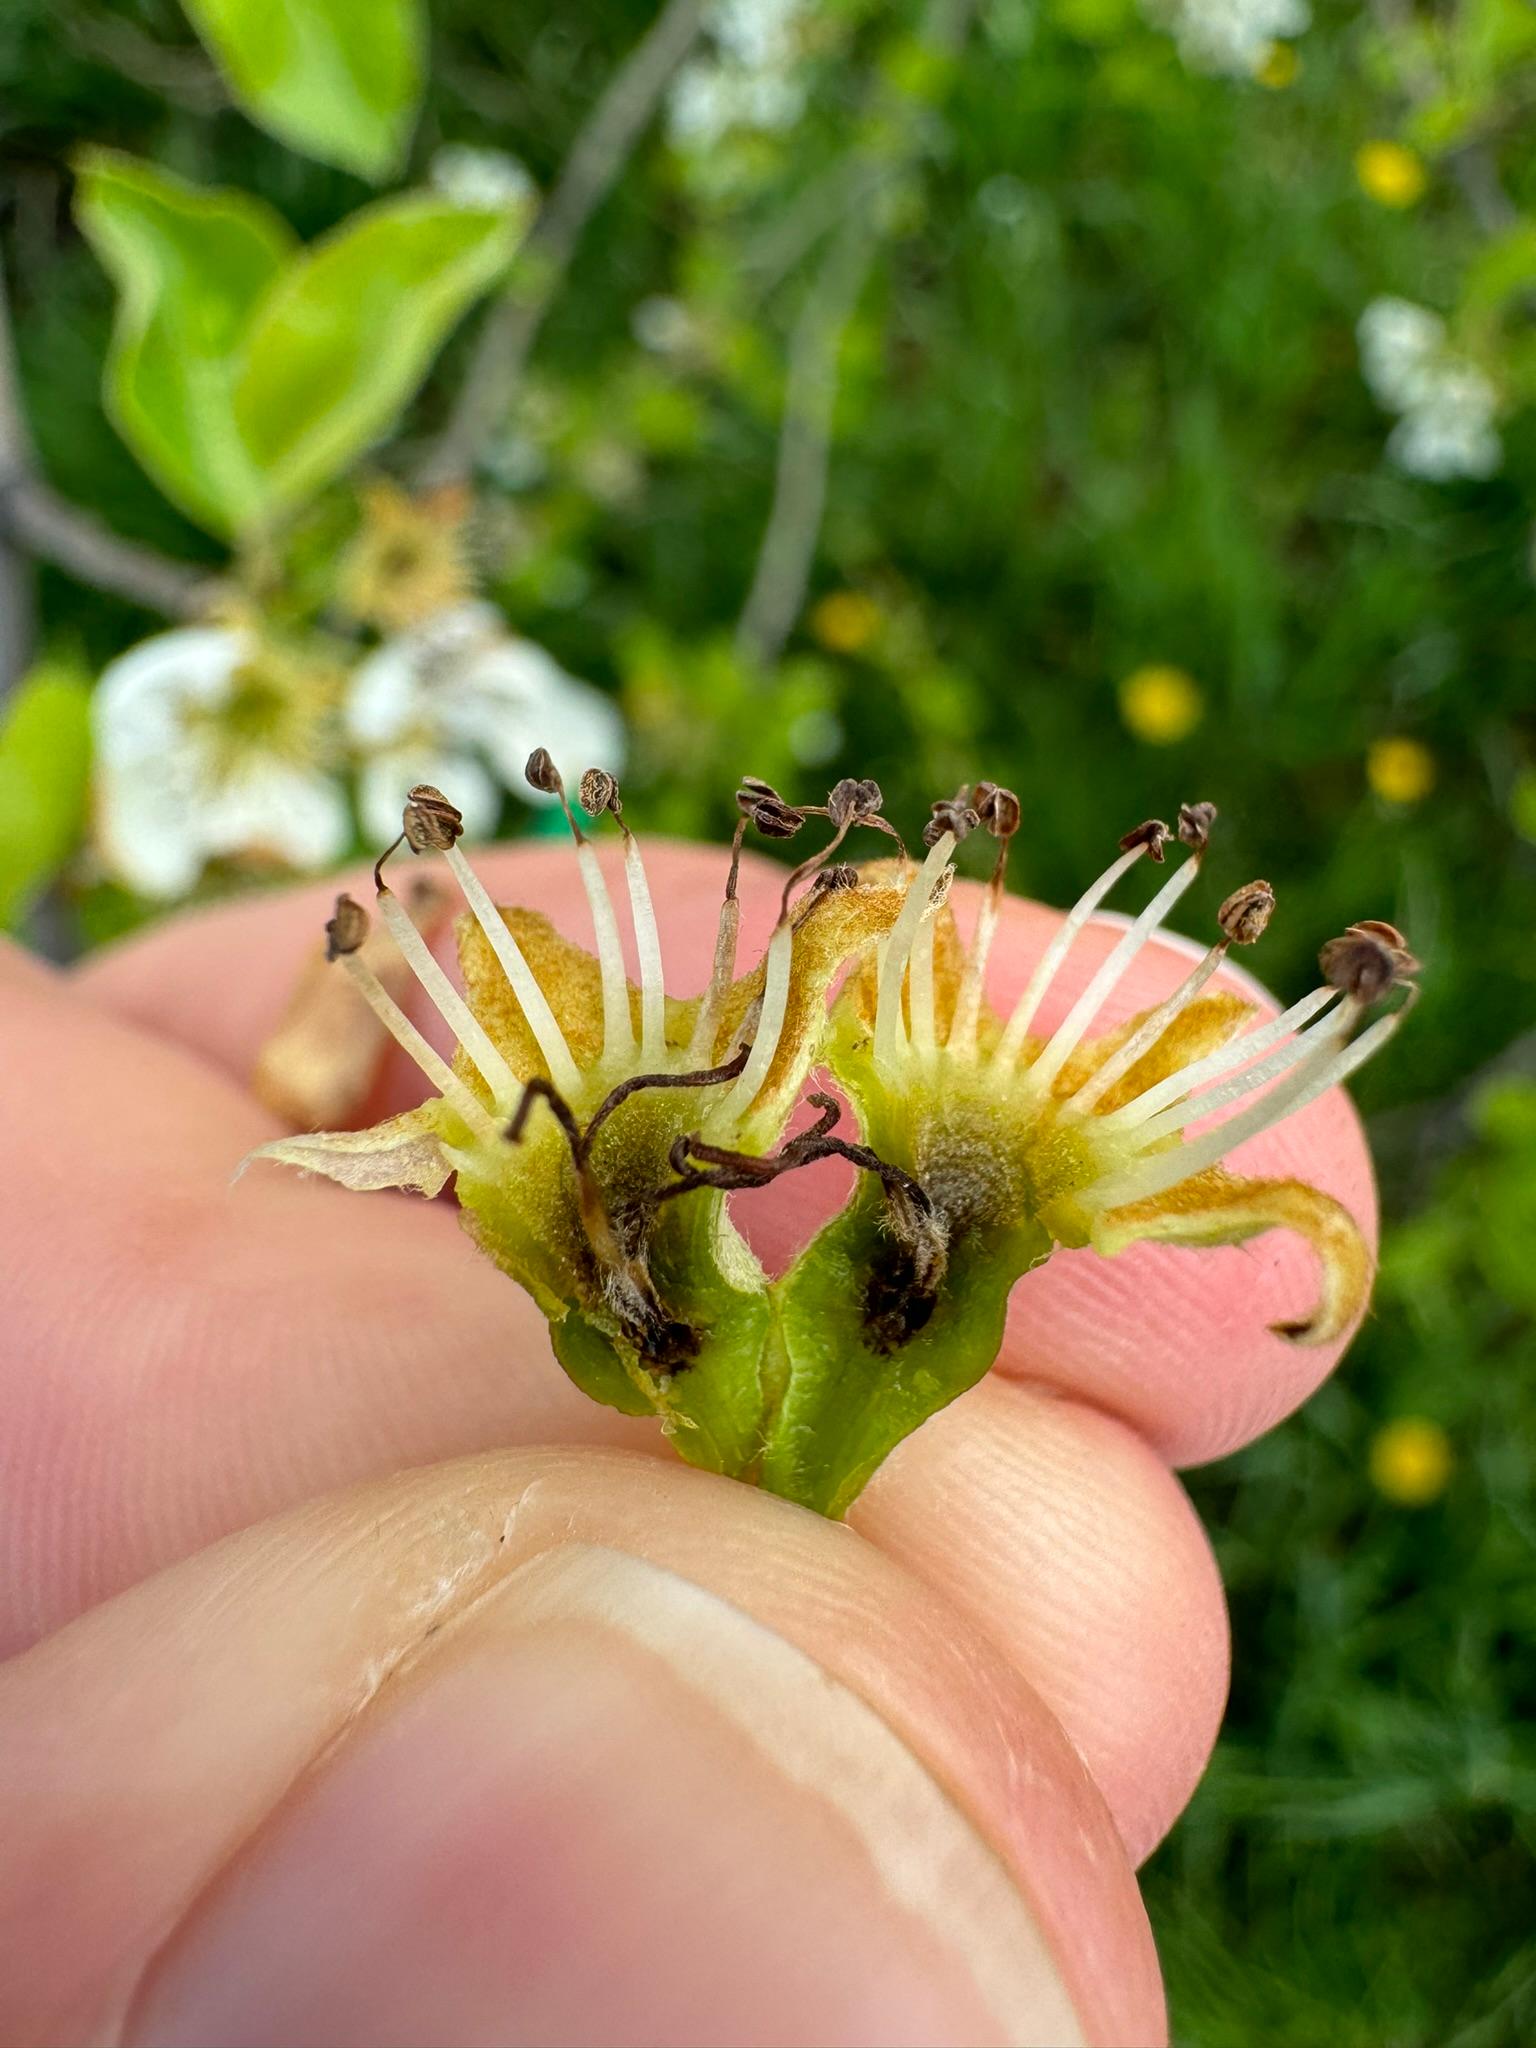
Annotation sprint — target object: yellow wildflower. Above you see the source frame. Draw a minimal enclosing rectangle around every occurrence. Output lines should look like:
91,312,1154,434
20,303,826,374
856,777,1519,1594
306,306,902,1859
337,479,475,634
1356,141,1428,210
810,590,883,655
1120,665,1204,745
1370,1417,1452,1505
1367,736,1436,806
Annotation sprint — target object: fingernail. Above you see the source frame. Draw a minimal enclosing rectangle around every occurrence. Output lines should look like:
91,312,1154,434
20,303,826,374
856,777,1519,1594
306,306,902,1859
129,1546,1082,2047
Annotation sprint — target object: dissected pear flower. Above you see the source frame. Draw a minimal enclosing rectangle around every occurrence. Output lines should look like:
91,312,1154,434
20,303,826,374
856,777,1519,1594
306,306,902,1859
247,766,1412,1518
761,792,1415,1510
93,623,348,900
345,602,624,847
250,765,909,1469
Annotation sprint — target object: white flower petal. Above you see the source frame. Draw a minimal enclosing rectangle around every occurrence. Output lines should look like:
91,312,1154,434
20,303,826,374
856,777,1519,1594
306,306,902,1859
344,604,505,746
458,652,625,796
95,760,213,899
94,627,246,768
201,762,351,874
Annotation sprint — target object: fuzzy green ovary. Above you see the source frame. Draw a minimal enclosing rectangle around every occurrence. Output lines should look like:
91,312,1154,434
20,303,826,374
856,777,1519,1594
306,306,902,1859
453,1085,775,1477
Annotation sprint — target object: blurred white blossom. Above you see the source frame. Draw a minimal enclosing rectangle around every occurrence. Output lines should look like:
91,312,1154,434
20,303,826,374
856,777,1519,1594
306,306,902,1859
429,144,536,215
668,0,809,148
346,602,624,847
93,626,348,899
1146,0,1309,77
1358,297,1502,482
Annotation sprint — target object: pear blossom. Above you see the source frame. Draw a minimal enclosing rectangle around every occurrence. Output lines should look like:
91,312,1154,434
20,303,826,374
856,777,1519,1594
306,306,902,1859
1358,297,1502,482
668,0,811,150
1145,0,1310,77
93,625,348,899
344,602,625,848
251,762,1412,1519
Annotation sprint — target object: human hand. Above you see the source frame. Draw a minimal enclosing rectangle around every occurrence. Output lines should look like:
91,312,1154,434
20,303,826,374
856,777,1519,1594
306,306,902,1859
0,843,1374,2046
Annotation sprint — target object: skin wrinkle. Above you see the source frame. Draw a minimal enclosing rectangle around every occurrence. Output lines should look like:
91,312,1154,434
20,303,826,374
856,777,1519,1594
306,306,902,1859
0,1450,1163,2048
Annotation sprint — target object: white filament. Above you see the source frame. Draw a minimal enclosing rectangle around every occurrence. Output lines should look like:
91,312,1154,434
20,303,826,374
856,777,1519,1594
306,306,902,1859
376,888,518,1104
340,956,497,1137
1130,998,1360,1148
576,841,635,1064
1023,855,1205,1098
994,843,1145,1065
1091,1001,1404,1210
623,833,667,1063
1067,943,1226,1117
874,834,955,1070
718,919,793,1123
909,910,939,1057
443,845,581,1099
1097,984,1341,1134
951,885,1000,1055
687,896,741,1067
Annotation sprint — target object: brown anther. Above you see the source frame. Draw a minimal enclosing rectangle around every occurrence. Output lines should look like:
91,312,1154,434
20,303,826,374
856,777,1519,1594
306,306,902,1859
324,893,369,961
579,767,621,818
738,777,806,839
825,777,883,829
803,862,860,905
1176,800,1218,854
401,784,464,854
1119,818,1171,862
974,783,1021,838
1217,879,1275,946
923,795,979,848
1319,921,1419,1003
524,747,563,796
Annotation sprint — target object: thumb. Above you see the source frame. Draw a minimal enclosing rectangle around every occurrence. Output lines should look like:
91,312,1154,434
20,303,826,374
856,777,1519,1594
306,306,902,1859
0,1448,1164,2048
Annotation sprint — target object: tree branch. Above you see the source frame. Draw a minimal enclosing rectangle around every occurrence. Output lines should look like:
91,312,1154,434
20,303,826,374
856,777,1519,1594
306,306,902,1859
732,0,976,671
424,0,709,484
0,254,209,680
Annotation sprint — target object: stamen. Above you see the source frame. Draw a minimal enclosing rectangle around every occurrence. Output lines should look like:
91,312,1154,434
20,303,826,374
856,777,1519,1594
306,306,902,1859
717,917,793,1123
1098,984,1341,1133
686,821,747,1066
1016,845,1205,1094
1068,877,1275,1116
994,831,1163,1066
528,749,634,1065
580,768,665,1064
1067,944,1227,1116
1129,999,1358,1146
1091,996,1412,1211
909,905,939,1056
874,831,956,1070
952,783,1021,1053
442,846,583,1099
394,784,583,1098
375,883,519,1104
325,894,496,1136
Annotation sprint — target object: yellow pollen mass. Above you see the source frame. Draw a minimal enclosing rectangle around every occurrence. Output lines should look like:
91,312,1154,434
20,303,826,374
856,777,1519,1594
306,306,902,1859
810,590,883,655
1119,664,1204,745
1356,141,1428,210
1367,736,1436,805
1369,1416,1452,1505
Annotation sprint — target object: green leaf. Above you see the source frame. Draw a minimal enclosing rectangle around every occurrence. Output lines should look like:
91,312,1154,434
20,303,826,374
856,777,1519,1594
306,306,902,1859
0,656,93,929
178,0,424,180
73,149,294,537
232,195,523,515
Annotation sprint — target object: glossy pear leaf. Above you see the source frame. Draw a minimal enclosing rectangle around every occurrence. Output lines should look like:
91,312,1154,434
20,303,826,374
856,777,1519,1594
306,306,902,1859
0,655,92,928
763,1180,1051,1517
179,0,424,180
232,195,522,516
74,150,293,536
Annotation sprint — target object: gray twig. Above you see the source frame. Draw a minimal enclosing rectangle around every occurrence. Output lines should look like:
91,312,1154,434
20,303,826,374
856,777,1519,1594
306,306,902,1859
424,0,709,484
732,0,975,671
0,254,209,688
